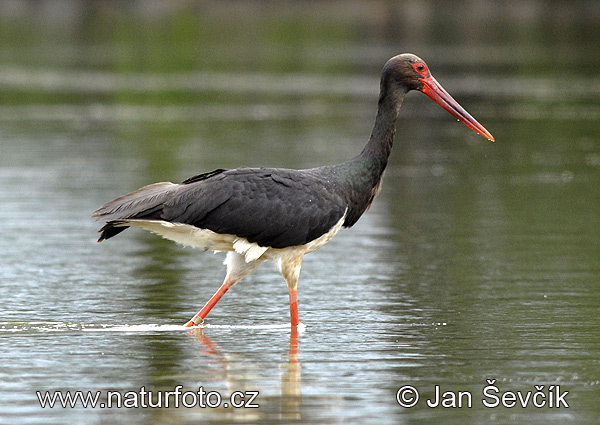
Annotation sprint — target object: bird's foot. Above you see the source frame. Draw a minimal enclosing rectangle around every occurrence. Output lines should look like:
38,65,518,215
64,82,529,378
184,316,204,327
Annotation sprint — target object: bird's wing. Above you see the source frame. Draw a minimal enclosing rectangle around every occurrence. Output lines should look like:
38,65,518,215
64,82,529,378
94,167,348,249
163,168,347,248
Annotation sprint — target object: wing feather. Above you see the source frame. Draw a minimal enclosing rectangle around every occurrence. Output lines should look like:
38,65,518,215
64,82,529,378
94,167,347,248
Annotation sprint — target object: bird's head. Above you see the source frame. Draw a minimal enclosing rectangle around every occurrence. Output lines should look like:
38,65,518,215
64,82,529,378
382,53,494,141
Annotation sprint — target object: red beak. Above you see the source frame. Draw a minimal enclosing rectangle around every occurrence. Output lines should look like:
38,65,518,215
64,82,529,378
419,75,494,142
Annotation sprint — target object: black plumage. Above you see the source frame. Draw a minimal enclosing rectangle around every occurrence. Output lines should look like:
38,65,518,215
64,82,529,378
95,166,351,248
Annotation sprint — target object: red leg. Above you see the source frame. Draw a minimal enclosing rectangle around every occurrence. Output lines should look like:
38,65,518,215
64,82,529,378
288,286,299,327
184,282,231,327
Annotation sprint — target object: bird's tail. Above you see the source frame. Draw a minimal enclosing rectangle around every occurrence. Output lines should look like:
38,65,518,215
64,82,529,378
92,181,178,241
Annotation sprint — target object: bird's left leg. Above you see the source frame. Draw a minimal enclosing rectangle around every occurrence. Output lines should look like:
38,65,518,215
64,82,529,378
278,253,304,328
184,251,262,327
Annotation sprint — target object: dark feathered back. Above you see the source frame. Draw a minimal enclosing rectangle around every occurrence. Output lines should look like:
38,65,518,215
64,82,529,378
93,167,349,248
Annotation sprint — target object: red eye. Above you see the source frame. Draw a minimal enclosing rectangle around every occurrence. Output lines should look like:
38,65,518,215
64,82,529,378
413,62,428,76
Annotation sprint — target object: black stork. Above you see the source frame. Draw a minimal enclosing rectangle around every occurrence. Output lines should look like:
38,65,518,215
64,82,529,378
93,54,494,328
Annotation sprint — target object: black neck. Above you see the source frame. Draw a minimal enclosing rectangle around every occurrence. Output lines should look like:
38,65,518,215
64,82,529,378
359,85,406,168
334,85,406,228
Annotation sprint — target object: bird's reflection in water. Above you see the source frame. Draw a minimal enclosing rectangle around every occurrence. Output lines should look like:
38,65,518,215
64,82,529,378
187,327,302,420
281,326,301,420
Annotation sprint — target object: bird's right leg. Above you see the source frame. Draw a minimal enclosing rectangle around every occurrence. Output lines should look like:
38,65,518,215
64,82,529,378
184,251,262,327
